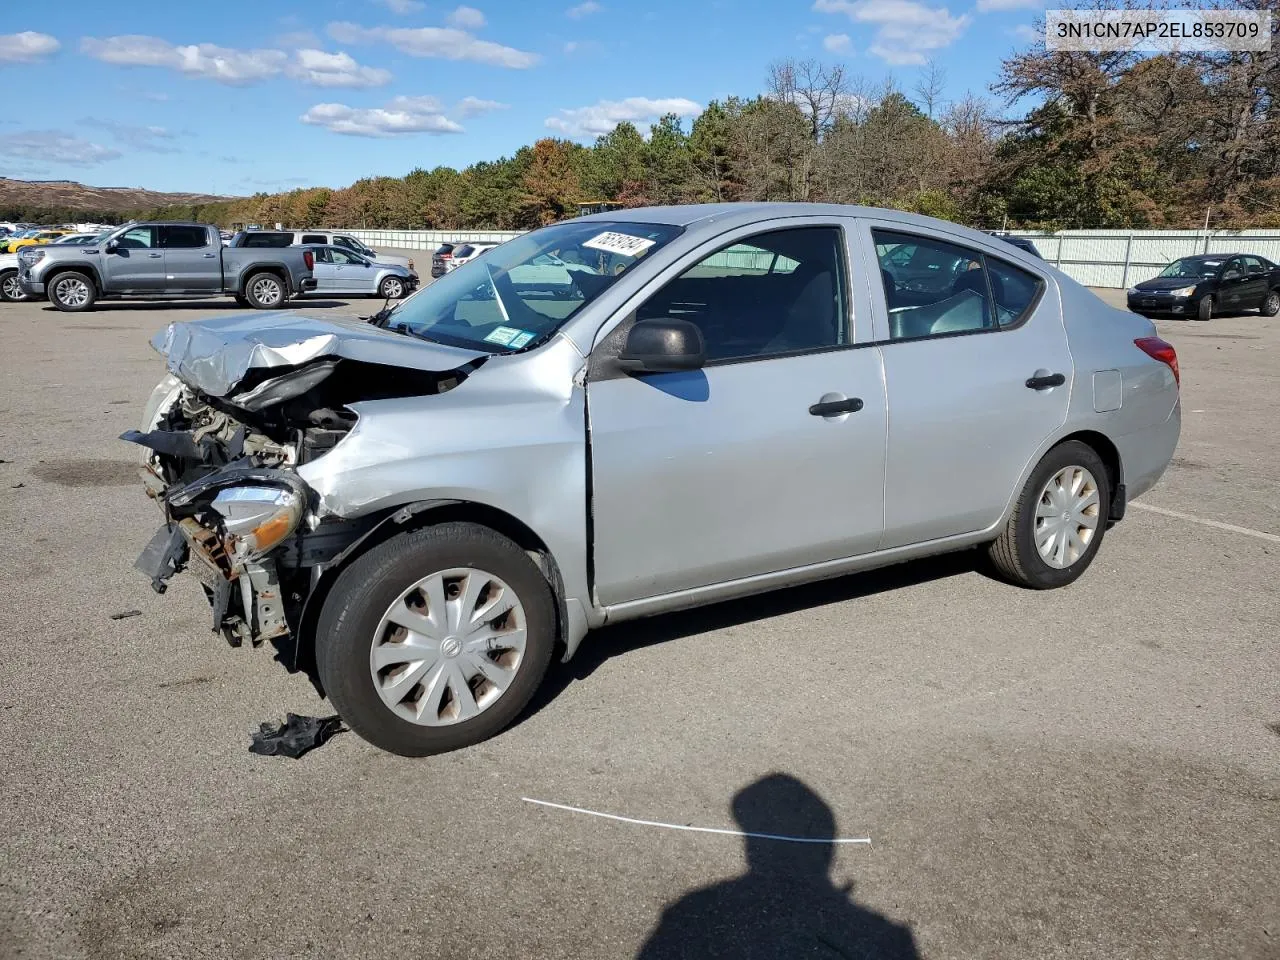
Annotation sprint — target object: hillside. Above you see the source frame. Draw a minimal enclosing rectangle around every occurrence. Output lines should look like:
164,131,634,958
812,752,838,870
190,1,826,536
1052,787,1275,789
0,177,235,215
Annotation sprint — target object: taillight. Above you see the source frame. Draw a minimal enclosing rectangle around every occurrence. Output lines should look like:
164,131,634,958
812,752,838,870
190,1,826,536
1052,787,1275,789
303,249,314,270
440,252,452,259
1135,336,1179,387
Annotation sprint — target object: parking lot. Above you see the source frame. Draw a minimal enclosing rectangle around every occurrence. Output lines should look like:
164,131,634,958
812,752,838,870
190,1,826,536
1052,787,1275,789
1,282,1277,960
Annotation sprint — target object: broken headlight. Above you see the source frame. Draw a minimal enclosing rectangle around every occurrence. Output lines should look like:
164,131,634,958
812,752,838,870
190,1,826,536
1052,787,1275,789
210,485,304,559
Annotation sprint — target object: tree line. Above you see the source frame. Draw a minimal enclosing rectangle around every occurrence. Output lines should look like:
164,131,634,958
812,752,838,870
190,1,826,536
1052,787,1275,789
12,9,1279,233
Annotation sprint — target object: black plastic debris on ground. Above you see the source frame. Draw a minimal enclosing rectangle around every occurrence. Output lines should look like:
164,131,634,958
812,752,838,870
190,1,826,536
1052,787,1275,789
110,609,143,620
249,713,345,759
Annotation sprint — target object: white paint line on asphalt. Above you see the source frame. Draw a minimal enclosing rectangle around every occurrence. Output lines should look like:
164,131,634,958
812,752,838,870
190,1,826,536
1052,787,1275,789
522,798,872,845
1132,502,1280,544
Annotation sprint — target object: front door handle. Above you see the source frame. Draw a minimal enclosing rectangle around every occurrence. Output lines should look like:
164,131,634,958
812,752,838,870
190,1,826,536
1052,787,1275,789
148,252,162,258
809,396,864,417
203,253,216,258
1026,372,1066,390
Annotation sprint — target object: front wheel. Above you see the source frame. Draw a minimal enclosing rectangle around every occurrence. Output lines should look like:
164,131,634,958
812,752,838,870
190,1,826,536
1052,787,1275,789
378,276,405,299
988,440,1110,589
1261,290,1280,317
244,272,286,309
1197,295,1213,321
48,272,97,312
316,522,557,757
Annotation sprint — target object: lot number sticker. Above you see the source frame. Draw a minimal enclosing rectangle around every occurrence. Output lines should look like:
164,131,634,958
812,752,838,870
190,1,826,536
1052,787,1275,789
583,232,657,258
483,325,528,346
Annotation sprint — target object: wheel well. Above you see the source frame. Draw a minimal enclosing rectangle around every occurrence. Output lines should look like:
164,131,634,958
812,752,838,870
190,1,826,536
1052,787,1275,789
241,266,286,295
47,266,100,291
292,500,567,684
1056,430,1122,514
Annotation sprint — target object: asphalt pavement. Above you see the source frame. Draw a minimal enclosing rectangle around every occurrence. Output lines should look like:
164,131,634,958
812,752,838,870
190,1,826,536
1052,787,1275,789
0,281,1277,960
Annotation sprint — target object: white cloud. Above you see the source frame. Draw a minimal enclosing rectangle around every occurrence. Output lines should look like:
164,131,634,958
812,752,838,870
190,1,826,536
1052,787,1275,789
823,33,853,53
812,0,969,66
545,96,701,137
300,95,464,137
80,34,393,88
327,22,539,67
80,35,289,84
277,29,322,48
0,31,60,63
1009,23,1040,42
290,48,391,87
566,1,602,17
977,0,1042,10
447,6,487,29
0,130,121,166
80,118,182,153
456,96,509,116
563,40,604,54
375,0,426,13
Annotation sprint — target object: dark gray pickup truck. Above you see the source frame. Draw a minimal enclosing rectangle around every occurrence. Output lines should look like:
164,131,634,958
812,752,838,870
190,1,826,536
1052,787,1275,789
18,221,316,312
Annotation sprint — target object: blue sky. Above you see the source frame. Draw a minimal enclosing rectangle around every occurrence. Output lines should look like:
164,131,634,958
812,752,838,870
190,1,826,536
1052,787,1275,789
0,0,1046,196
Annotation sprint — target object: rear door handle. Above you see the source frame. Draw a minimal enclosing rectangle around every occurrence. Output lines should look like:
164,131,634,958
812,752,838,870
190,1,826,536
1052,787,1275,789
809,396,864,417
203,253,216,258
1025,372,1066,390
148,252,162,258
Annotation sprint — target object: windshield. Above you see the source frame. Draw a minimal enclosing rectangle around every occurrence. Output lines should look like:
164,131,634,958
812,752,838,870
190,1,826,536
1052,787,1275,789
1158,258,1221,279
384,220,682,352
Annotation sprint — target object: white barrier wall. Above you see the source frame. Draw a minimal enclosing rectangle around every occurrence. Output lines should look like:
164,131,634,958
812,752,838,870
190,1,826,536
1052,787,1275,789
347,226,1280,288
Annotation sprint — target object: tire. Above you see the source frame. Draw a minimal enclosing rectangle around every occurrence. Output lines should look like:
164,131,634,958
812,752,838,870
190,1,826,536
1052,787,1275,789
244,272,286,309
315,522,557,757
1196,295,1213,321
378,275,406,299
48,271,97,312
1261,290,1280,317
988,440,1110,590
0,269,28,302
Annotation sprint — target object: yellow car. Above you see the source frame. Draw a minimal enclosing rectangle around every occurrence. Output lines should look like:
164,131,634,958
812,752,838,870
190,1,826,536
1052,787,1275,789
8,229,73,253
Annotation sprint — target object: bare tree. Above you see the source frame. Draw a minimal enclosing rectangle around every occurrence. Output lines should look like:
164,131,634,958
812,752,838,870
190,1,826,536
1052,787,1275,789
914,59,947,119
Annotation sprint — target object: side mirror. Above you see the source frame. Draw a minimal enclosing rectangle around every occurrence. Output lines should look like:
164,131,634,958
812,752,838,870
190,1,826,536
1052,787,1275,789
104,239,118,253
1223,270,1241,281
618,318,705,373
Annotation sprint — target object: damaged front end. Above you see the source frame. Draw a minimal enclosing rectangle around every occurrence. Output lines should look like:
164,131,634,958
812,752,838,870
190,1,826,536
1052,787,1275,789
125,314,487,649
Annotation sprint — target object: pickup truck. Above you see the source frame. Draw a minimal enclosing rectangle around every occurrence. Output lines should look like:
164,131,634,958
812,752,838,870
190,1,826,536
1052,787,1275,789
18,221,316,312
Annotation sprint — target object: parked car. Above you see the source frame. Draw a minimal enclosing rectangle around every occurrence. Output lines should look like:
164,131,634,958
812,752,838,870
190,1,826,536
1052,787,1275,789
19,221,316,311
446,242,498,272
9,229,74,253
302,244,417,299
52,232,105,245
0,252,28,301
126,203,1180,756
232,229,416,276
987,233,1043,258
0,228,46,254
430,242,458,278
1127,254,1280,320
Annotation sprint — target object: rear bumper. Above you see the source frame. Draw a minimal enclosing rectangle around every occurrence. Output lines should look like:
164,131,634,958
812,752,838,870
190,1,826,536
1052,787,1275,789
1115,396,1182,503
298,278,318,292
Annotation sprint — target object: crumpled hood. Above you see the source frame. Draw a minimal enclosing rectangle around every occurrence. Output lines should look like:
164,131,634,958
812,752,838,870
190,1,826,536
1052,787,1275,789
151,311,489,396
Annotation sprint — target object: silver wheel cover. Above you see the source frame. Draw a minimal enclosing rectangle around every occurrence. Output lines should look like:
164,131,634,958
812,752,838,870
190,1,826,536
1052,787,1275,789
370,567,528,726
1,274,21,300
251,276,282,305
384,278,403,298
1034,465,1101,569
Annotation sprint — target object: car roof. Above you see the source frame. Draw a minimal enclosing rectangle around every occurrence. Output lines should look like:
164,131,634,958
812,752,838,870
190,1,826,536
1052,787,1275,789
575,202,1033,250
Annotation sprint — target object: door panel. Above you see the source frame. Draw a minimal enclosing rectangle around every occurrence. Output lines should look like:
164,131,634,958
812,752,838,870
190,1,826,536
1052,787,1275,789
587,222,886,607
861,220,1073,548
161,225,219,292
103,226,164,290
588,352,888,605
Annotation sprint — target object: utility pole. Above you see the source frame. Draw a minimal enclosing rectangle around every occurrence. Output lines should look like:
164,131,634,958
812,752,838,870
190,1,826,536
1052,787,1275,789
1203,205,1211,253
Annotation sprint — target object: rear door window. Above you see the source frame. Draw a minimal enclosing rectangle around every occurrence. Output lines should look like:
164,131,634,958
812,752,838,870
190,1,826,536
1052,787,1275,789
241,233,293,248
161,225,210,249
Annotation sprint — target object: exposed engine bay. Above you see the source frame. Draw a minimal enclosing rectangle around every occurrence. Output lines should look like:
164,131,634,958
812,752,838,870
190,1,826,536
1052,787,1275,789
124,354,481,649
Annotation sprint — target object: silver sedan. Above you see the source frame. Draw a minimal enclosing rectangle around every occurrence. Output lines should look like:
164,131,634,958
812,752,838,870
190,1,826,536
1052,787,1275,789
304,244,417,299
131,203,1180,756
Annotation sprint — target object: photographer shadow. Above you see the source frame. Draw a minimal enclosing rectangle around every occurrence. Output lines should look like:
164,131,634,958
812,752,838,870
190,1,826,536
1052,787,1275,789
637,774,919,960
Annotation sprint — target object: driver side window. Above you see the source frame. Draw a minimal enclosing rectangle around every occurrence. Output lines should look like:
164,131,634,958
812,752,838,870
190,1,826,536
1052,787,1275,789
635,226,847,364
330,248,360,265
117,226,156,249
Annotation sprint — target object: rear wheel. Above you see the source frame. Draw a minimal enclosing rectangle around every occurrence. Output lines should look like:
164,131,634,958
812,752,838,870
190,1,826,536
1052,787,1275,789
48,272,97,312
0,269,28,302
1197,295,1213,321
1261,290,1280,317
244,272,285,309
378,275,405,299
316,522,557,757
989,440,1110,589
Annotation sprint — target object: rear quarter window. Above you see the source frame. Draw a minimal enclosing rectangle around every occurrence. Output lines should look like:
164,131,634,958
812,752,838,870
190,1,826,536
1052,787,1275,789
240,233,294,248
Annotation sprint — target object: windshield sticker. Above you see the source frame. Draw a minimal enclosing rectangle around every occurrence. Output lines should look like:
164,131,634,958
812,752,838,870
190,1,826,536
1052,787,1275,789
583,231,657,258
508,331,536,349
483,325,527,346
